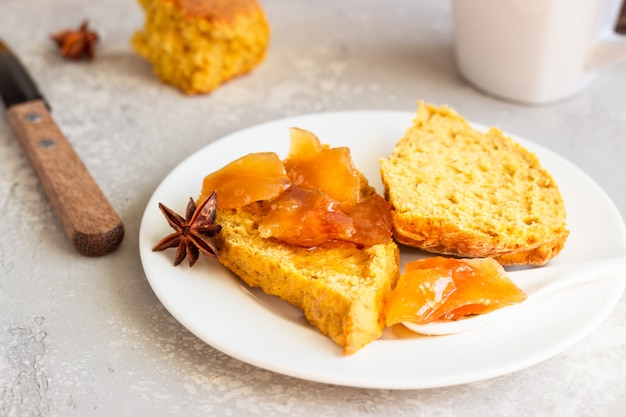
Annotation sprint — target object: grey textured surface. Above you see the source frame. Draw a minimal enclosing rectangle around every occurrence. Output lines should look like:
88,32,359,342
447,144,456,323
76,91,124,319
1,0,625,416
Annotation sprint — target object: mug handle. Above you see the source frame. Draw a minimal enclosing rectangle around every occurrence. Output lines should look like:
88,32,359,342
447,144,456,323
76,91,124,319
589,0,626,69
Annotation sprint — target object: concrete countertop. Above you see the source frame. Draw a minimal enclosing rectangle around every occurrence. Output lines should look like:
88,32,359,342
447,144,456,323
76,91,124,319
1,0,625,416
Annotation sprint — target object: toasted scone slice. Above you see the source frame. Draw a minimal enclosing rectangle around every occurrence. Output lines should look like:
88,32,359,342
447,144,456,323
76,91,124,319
201,130,400,355
380,101,568,265
214,198,399,355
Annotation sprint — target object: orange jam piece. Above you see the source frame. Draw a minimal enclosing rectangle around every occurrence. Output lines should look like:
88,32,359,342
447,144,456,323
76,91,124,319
284,127,361,207
258,186,355,246
343,194,393,246
385,257,527,326
200,152,290,209
384,262,456,327
258,187,393,247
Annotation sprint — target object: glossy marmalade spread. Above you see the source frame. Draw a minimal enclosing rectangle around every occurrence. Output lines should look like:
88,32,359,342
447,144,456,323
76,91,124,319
384,257,527,325
199,127,393,247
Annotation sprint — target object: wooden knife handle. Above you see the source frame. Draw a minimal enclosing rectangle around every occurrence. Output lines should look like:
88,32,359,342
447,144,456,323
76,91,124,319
7,100,124,256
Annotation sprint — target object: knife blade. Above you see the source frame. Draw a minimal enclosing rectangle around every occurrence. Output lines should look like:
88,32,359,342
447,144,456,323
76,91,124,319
0,39,124,256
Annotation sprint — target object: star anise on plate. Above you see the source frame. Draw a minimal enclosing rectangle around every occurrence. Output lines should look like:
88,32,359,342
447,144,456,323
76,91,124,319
153,191,222,267
51,20,99,60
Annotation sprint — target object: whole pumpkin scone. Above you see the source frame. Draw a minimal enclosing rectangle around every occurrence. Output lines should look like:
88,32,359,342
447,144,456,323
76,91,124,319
132,0,270,94
380,101,569,266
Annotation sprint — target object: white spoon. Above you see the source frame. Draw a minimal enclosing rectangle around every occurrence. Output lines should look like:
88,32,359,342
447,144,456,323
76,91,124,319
402,255,626,336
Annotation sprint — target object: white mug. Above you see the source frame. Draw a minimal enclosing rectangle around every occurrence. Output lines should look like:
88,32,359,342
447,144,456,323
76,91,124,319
451,0,626,104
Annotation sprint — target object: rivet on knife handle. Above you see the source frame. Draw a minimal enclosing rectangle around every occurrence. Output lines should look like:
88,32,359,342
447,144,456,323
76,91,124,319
7,99,124,256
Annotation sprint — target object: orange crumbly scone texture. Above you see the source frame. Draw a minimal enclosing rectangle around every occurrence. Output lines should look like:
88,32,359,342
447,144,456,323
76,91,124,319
132,0,270,94
214,202,400,355
380,101,569,266
197,130,400,355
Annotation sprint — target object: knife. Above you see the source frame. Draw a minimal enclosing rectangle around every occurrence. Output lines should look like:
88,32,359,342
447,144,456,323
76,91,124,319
0,38,124,256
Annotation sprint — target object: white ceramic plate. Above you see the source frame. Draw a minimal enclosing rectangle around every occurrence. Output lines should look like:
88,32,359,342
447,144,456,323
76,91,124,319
139,111,626,389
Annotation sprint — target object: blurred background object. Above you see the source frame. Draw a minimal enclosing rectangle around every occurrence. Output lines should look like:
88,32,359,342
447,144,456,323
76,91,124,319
617,0,626,32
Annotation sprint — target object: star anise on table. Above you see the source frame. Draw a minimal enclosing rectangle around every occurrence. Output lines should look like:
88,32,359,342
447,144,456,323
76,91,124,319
153,191,222,267
50,20,99,60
